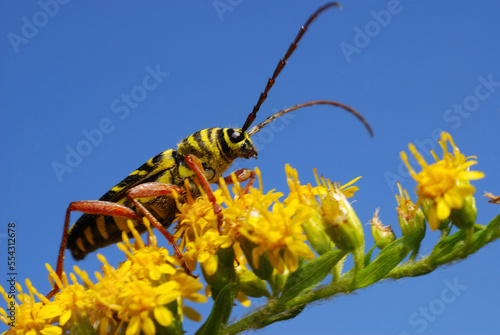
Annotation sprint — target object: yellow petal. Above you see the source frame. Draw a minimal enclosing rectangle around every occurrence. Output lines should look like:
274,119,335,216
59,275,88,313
283,249,298,272
183,306,202,322
154,305,172,327
59,309,72,326
251,248,261,269
217,236,233,248
149,267,161,281
156,281,179,294
157,263,176,275
455,183,475,196
40,325,63,335
443,190,463,209
287,240,314,259
141,316,156,335
126,316,141,335
156,291,181,305
427,205,440,231
197,251,210,263
236,291,251,307
203,256,218,276
268,249,285,273
461,170,485,180
99,317,109,335
436,199,451,220
408,143,428,168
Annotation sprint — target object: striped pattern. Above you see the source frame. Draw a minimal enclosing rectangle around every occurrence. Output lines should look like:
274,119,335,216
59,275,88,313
179,128,234,162
68,214,145,260
100,151,170,202
66,127,256,261
67,149,180,260
217,128,231,161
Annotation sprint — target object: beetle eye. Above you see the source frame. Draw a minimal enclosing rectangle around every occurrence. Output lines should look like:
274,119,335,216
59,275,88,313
228,129,244,143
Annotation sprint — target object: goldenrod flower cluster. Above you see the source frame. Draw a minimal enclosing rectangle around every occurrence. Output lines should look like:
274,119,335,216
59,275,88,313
1,131,492,334
401,131,484,230
1,221,206,335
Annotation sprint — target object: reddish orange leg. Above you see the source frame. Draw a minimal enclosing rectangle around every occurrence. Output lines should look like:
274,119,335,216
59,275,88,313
220,169,255,267
222,168,256,194
47,201,142,299
125,182,195,277
184,155,224,232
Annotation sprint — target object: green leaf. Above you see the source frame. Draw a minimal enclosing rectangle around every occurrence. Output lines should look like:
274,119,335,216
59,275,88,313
264,304,306,325
354,234,419,289
195,283,235,335
429,224,487,265
278,249,346,303
429,230,467,265
469,214,500,253
364,244,377,266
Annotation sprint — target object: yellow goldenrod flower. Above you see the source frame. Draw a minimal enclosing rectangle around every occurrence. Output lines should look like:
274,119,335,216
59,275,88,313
114,279,177,335
116,227,178,281
237,198,315,273
0,219,206,334
220,170,284,243
174,189,222,248
0,280,62,335
281,165,331,255
401,131,484,230
174,188,233,276
89,220,207,333
3,162,495,334
175,167,315,276
48,270,91,326
168,272,207,304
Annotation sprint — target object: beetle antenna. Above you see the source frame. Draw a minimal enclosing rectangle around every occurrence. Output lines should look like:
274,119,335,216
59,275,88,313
241,2,341,133
247,100,374,137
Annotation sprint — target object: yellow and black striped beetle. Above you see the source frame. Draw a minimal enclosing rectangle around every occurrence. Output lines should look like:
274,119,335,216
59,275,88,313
48,2,373,299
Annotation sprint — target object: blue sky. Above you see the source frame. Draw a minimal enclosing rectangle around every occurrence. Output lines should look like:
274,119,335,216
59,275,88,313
1,1,500,334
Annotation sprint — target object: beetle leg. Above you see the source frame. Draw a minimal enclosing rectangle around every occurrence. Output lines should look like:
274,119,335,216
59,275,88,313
184,155,224,232
48,184,192,300
221,168,256,194
48,201,142,299
125,183,194,277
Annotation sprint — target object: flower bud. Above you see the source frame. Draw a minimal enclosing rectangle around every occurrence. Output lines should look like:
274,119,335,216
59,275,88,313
303,209,336,255
237,238,274,281
449,180,477,230
320,188,364,252
420,198,450,231
202,246,236,298
369,209,396,249
237,266,270,299
395,183,426,239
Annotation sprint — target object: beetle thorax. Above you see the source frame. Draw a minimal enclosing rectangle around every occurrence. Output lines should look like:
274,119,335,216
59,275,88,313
177,128,258,183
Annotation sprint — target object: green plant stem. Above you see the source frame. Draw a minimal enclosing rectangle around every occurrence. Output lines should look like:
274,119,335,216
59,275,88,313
332,254,347,282
222,276,353,335
222,215,500,334
463,227,474,255
390,223,500,279
350,246,364,288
